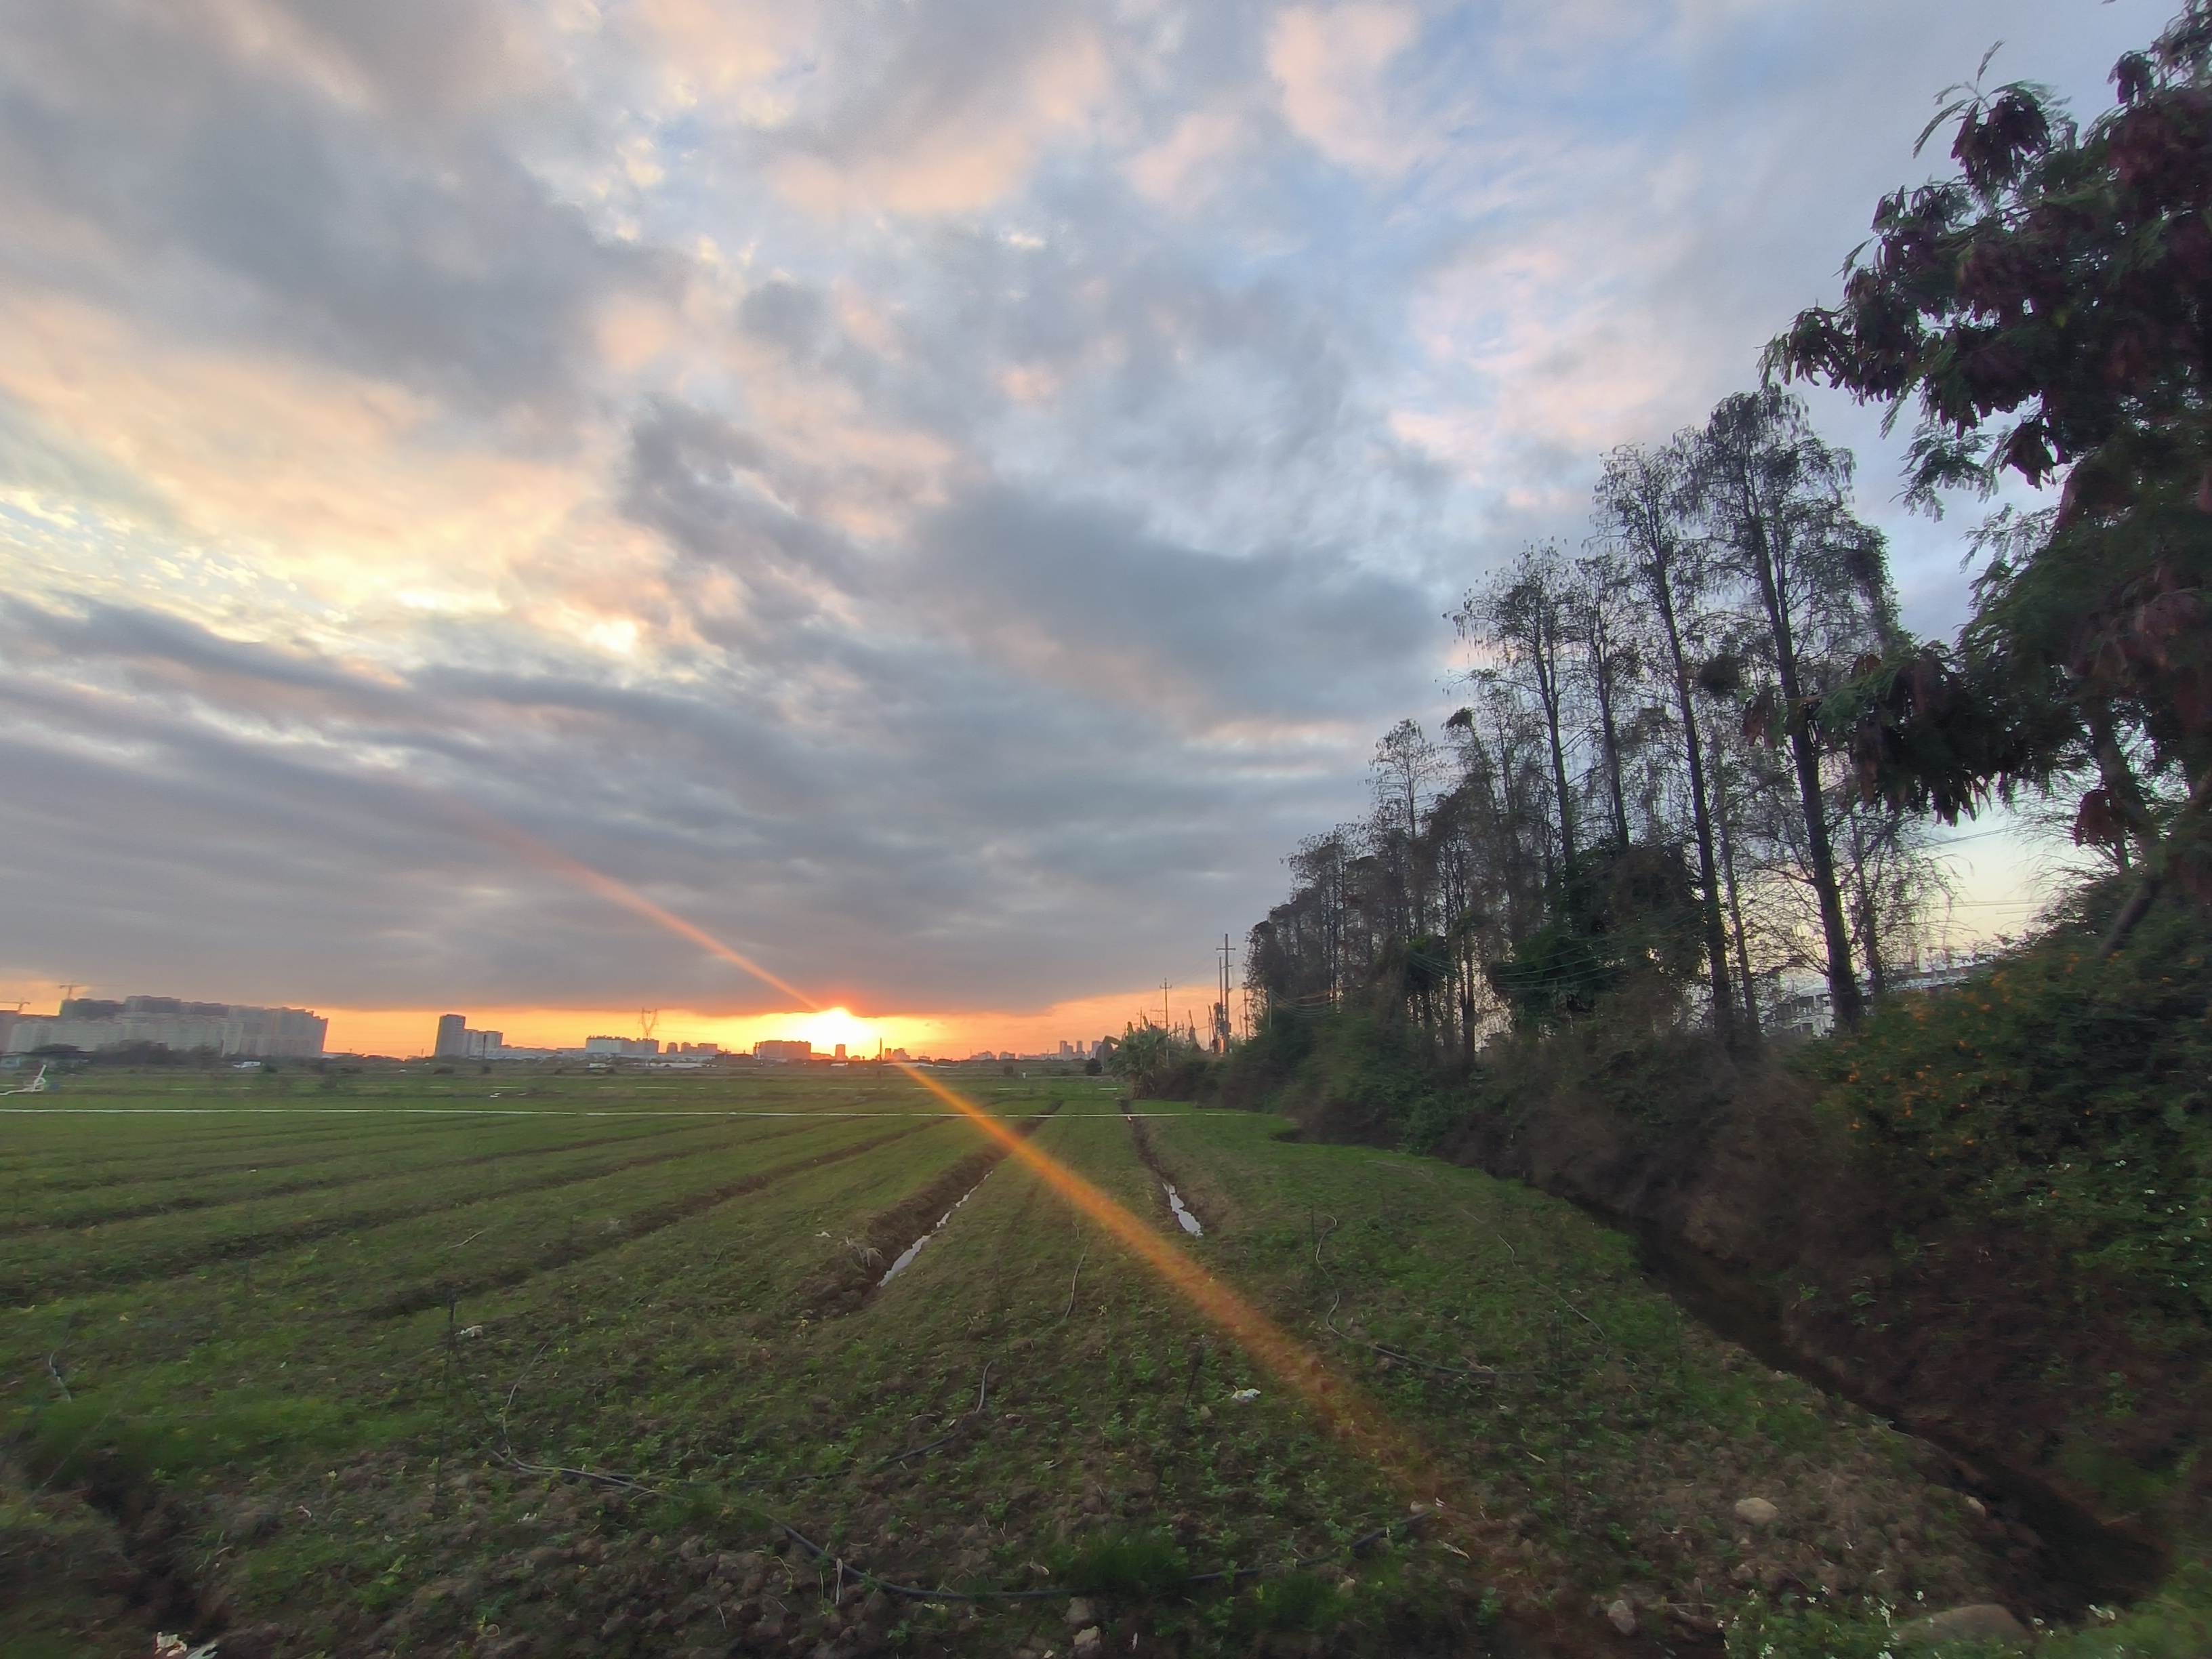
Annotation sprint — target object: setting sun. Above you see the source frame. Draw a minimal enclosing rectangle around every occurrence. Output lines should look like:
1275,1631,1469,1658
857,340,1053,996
785,1006,885,1054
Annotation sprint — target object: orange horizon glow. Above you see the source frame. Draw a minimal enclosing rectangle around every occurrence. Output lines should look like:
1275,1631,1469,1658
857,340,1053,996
0,791,1229,1059
296,985,1217,1061
1,985,1218,1063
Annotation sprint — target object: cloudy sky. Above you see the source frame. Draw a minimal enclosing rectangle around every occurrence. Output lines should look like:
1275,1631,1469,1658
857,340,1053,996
0,0,2158,1054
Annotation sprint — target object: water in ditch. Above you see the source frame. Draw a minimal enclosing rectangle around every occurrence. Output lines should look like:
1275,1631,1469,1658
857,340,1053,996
1163,1181,1203,1236
877,1169,991,1288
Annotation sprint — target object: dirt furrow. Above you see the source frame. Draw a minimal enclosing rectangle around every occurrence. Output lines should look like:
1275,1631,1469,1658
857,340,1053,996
0,1122,846,1304
0,1120,731,1240
364,1118,956,1318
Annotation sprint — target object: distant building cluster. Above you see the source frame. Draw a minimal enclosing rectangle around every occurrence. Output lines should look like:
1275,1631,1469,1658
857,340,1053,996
3,996,327,1058
413,1016,1120,1068
966,1039,1109,1063
428,1017,731,1063
0,1000,1122,1068
1764,954,1990,1040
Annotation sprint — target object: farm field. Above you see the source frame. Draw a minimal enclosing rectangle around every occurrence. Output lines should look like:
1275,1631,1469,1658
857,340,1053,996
3,1064,2041,1658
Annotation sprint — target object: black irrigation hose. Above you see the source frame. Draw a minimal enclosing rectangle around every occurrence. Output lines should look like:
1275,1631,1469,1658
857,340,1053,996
1310,1212,1540,1382
1320,1289,1538,1382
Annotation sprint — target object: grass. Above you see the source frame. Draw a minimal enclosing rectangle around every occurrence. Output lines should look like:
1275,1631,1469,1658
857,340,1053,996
0,1061,2049,1656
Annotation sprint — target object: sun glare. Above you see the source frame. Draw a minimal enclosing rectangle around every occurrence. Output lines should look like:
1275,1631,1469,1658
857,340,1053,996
465,805,1471,1523
790,1006,886,1053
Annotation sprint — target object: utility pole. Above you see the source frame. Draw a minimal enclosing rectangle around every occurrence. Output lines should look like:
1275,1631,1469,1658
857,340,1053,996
1216,933,1233,1051
1161,980,1171,1031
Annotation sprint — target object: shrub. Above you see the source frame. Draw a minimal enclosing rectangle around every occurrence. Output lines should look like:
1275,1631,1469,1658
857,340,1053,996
1807,883,2212,1319
1050,1528,1190,1598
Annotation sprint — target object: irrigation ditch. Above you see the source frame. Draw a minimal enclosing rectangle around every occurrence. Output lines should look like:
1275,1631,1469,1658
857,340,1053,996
808,1103,1067,1317
1273,1052,2191,1632
1121,1105,1210,1239
1597,1202,2171,1622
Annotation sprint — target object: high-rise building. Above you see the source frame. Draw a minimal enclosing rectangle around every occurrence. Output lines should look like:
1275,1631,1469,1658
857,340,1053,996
434,1015,508,1059
754,1039,811,1063
5,996,327,1058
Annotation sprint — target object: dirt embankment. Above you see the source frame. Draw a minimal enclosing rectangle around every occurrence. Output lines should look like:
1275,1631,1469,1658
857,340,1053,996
1287,1045,2191,1614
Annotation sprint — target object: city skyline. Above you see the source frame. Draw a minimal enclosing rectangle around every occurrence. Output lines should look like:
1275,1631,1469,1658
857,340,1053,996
0,983,1213,1059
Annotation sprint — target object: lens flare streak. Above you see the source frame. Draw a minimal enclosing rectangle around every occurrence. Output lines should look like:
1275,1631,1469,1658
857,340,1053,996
445,792,1471,1523
892,1063,1418,1473
441,798,820,1011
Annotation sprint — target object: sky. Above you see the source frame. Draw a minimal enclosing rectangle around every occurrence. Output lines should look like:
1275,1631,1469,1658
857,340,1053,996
0,0,2163,1056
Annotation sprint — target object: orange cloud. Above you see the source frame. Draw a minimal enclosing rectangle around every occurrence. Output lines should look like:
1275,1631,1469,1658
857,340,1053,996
0,291,658,630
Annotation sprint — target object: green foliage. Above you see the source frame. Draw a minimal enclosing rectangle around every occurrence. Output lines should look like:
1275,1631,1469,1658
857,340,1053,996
1107,1021,1216,1101
1488,918,1619,1021
3,1060,2190,1655
1233,1570,1349,1635
1776,3,2212,904
23,1395,386,1486
1221,1004,1461,1145
1049,1528,1191,1598
1722,1593,2037,1659
2039,1550,2212,1658
1805,886,2212,1316
1729,1550,2212,1659
1486,840,1706,1025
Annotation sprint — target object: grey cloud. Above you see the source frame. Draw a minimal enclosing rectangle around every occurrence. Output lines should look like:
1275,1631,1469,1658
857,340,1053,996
619,387,1442,726
737,279,835,356
765,0,1099,170
620,400,871,628
272,0,537,123
903,486,1434,724
0,587,1387,1011
0,0,661,413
